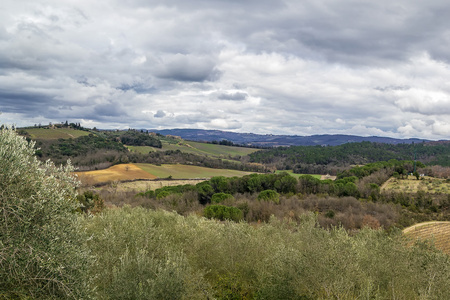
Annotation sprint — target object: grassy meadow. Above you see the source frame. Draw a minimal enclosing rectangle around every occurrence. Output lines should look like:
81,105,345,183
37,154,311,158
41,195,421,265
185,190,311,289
127,140,259,159
125,145,157,154
20,127,91,139
382,176,450,194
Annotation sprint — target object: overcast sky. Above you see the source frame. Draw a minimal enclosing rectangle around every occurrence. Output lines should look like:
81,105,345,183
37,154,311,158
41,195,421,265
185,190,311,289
1,0,450,139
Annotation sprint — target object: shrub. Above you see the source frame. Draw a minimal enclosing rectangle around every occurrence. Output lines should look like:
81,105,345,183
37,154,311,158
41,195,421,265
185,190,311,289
204,205,244,222
211,192,235,204
77,190,104,214
257,189,280,204
0,126,90,299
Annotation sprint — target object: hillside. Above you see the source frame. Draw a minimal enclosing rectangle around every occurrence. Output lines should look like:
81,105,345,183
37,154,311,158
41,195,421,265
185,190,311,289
76,163,257,185
17,126,264,172
150,128,430,146
249,141,450,173
403,222,450,254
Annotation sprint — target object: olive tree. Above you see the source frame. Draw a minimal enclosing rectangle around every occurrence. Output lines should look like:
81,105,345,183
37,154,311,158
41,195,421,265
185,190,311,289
0,126,90,299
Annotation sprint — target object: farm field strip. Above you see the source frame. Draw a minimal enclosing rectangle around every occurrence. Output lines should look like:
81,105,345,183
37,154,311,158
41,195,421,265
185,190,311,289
274,170,322,179
126,140,259,159
125,145,157,154
184,141,259,157
403,222,450,254
76,163,258,185
75,164,157,185
382,177,450,194
104,179,207,192
22,128,91,139
135,163,256,179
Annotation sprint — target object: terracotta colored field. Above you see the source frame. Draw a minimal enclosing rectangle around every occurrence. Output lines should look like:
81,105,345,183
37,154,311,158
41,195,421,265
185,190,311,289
403,222,450,255
76,164,156,185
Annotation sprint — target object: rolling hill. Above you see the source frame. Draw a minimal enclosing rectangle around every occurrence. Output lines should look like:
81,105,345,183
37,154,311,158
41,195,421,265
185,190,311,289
150,128,430,146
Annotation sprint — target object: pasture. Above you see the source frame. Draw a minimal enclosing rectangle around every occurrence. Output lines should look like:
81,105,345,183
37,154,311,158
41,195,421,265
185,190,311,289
20,127,91,139
126,140,259,159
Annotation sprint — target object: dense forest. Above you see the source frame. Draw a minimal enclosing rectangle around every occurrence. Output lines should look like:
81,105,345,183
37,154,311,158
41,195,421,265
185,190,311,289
249,141,450,173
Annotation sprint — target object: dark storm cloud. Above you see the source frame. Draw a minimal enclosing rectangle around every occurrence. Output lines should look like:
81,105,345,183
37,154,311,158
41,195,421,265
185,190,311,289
0,89,55,115
93,102,126,117
155,54,220,82
154,110,166,118
217,92,248,101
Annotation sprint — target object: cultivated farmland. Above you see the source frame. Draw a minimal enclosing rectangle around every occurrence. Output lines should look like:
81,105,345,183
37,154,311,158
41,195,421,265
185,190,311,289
382,176,450,194
403,221,450,254
76,163,257,185
20,127,91,139
135,163,256,179
127,140,258,159
76,164,157,185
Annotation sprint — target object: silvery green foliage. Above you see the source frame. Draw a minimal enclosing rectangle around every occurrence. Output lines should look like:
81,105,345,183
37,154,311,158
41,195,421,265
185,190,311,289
0,126,90,299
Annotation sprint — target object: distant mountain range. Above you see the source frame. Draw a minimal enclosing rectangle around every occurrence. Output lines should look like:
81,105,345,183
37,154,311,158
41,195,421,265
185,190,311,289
149,129,431,147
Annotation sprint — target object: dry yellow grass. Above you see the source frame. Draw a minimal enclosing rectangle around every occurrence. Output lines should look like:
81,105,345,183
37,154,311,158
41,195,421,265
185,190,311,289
104,179,206,192
403,221,450,255
382,176,450,194
75,164,157,185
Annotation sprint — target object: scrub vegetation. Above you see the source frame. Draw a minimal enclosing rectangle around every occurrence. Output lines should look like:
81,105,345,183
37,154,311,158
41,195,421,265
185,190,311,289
4,125,450,299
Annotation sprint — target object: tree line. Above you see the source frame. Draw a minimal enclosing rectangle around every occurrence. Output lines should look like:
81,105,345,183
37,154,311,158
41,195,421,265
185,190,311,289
249,141,450,172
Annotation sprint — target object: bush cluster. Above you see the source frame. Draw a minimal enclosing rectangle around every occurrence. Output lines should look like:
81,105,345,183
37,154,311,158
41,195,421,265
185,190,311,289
0,126,90,299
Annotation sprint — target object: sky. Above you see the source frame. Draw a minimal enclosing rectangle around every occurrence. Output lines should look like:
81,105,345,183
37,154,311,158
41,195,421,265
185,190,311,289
1,0,450,140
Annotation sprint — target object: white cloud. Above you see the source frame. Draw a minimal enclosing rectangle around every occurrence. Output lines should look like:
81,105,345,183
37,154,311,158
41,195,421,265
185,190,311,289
1,0,450,139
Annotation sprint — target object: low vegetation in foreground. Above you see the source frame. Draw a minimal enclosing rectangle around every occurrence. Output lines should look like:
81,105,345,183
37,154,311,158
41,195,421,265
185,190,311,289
83,207,449,300
3,126,450,299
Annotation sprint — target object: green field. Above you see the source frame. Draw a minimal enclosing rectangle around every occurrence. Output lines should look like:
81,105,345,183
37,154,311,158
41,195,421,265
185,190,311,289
126,145,157,154
135,163,257,179
127,140,259,159
20,128,91,139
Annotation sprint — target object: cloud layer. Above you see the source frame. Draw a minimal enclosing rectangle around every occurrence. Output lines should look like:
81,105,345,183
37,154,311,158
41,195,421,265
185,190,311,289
1,0,450,139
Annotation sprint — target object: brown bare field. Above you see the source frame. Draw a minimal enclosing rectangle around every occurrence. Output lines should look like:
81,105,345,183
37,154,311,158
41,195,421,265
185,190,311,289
75,164,157,185
403,221,450,255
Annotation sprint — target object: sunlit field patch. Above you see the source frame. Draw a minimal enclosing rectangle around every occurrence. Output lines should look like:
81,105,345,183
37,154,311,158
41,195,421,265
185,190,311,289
75,163,157,185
